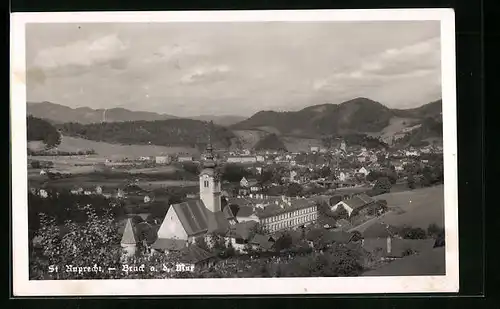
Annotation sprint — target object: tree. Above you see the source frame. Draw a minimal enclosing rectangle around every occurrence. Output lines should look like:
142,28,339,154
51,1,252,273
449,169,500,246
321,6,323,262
195,236,210,251
221,164,250,183
407,174,416,189
399,226,427,239
367,200,388,216
30,205,123,280
319,166,332,178
427,223,445,247
131,215,144,225
286,183,303,197
370,177,392,196
274,233,293,251
329,195,342,206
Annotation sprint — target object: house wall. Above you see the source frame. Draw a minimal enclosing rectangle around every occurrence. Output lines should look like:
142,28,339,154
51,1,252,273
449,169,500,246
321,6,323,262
157,207,189,240
261,206,318,233
121,244,136,258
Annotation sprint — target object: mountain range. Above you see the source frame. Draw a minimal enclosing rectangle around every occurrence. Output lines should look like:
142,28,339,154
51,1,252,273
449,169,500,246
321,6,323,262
231,97,442,137
27,102,246,126
27,97,443,152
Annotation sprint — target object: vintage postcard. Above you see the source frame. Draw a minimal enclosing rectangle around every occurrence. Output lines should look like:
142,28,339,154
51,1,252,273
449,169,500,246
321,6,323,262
11,9,458,296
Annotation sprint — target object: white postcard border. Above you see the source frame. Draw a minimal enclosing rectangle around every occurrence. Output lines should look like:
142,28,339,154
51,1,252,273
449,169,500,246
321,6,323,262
11,9,459,296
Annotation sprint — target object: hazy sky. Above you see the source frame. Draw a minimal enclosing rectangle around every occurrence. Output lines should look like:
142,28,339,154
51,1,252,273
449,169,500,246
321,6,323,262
26,21,442,117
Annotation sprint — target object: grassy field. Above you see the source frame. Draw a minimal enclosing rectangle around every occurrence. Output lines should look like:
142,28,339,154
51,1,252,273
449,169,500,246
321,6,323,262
362,247,445,276
374,184,445,228
38,135,199,159
136,180,198,189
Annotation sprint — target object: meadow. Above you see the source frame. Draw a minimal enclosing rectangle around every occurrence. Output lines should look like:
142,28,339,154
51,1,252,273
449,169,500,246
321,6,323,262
30,135,199,159
374,184,445,228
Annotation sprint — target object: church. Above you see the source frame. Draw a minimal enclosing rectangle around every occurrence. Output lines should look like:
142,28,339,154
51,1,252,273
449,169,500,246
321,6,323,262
151,141,236,251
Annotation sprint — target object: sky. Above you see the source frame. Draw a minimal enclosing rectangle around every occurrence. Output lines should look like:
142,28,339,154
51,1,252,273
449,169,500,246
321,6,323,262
26,21,442,117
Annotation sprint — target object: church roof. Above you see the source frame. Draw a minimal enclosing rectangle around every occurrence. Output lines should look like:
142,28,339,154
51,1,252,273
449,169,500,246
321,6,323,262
151,238,187,251
120,218,137,245
171,200,231,237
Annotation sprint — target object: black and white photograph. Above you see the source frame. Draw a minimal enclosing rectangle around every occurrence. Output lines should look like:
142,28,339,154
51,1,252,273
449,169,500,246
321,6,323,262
11,9,458,295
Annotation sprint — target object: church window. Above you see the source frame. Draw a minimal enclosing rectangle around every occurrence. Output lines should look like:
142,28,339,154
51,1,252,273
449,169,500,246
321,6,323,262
204,180,209,188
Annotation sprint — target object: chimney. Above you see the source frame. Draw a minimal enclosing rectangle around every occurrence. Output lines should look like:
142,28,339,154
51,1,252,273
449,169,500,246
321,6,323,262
386,236,392,254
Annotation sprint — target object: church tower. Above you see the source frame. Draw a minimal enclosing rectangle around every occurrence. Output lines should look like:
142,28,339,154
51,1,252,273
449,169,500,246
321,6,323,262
199,122,222,213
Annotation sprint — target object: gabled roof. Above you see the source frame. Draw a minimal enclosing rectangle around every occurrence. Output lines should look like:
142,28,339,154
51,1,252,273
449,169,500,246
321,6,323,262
170,200,231,237
250,234,274,250
227,221,257,240
179,245,215,264
234,205,255,217
171,200,210,236
343,194,375,210
120,218,137,245
325,231,355,244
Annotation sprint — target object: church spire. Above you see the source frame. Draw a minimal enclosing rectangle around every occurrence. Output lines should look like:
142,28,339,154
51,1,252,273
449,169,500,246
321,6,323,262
204,121,215,168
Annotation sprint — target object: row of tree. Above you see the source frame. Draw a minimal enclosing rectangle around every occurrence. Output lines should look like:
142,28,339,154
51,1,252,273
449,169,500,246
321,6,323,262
27,116,61,148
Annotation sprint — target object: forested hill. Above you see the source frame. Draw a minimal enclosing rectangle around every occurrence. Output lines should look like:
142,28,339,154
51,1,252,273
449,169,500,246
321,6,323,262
232,98,442,137
56,119,236,149
253,133,288,152
27,116,61,148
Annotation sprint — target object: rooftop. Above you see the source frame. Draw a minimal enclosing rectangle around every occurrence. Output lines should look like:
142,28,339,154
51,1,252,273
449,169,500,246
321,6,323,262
120,218,137,245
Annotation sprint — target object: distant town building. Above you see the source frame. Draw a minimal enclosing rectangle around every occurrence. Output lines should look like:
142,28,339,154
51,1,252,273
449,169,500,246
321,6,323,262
358,167,369,176
310,146,320,153
155,155,171,165
178,156,193,162
256,155,265,162
340,141,347,152
227,156,257,164
240,177,250,188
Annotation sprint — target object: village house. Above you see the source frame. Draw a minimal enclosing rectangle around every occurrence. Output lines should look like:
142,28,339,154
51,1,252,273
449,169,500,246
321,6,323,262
155,155,171,165
357,167,370,176
227,156,257,164
256,155,265,162
330,193,376,217
177,155,194,162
